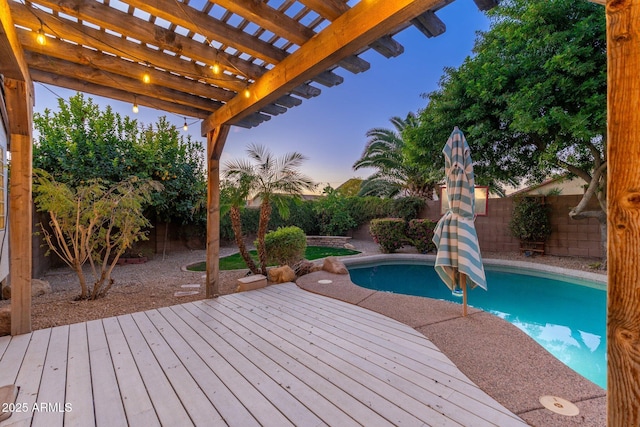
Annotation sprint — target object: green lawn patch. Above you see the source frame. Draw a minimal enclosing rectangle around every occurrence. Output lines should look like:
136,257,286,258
186,246,360,271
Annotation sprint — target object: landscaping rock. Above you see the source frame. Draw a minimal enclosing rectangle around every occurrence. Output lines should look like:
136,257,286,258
2,279,52,300
268,266,296,284
344,243,356,250
0,307,10,336
236,274,267,292
322,257,348,275
292,260,316,277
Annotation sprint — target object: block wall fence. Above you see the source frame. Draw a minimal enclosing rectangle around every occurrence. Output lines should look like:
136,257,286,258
352,194,604,260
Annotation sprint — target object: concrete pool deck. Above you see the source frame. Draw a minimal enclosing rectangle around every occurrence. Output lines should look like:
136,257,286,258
295,242,607,426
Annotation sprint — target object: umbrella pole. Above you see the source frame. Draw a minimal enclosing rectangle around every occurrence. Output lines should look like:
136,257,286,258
460,273,468,317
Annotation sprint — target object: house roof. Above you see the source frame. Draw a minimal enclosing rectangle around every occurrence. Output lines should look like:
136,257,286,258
4,0,496,133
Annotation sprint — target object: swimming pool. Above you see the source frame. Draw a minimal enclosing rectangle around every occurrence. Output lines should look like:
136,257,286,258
346,256,607,389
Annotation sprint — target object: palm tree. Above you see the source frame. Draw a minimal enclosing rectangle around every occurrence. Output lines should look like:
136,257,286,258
224,144,316,275
220,177,260,274
353,113,443,198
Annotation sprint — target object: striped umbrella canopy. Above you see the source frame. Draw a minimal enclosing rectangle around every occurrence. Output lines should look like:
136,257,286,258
433,127,486,314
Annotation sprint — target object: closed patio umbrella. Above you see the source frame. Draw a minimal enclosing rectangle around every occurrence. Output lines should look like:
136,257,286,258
433,127,487,316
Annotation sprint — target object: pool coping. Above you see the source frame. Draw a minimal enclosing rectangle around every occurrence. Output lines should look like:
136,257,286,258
295,254,607,427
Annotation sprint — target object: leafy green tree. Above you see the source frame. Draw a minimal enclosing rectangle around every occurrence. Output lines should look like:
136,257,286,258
224,144,316,275
33,170,161,300
406,0,606,260
33,93,139,185
314,186,357,236
353,113,443,199
137,117,207,225
33,93,207,226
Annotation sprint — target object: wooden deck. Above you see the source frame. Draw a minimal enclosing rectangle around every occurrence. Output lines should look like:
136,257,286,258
0,283,527,426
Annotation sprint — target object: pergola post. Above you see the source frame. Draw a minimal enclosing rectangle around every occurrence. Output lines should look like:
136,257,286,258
205,124,230,298
5,78,33,336
606,0,640,425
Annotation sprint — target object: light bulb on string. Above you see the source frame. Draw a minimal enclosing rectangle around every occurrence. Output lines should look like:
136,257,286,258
132,97,139,113
142,73,151,84
183,119,188,132
36,25,46,46
243,86,250,98
210,63,220,74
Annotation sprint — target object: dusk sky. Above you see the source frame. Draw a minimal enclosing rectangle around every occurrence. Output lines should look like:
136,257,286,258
33,1,491,191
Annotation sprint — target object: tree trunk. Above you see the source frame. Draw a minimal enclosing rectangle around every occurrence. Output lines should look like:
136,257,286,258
257,200,272,276
230,206,259,274
73,259,88,299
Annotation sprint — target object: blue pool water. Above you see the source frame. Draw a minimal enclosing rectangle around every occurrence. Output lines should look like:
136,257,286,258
348,262,607,388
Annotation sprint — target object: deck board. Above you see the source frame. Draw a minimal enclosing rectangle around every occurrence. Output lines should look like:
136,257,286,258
116,314,193,426
64,323,95,427
102,317,159,427
4,329,50,427
86,319,128,427
31,326,69,427
0,283,528,426
129,311,224,426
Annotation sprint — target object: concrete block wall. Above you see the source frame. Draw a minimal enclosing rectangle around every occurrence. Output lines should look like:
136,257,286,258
419,195,603,259
544,195,603,258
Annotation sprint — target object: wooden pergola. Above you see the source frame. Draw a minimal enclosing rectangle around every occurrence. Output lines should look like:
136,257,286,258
1,0,639,425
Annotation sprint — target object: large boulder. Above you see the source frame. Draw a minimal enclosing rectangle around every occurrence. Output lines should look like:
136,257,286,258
292,260,318,277
322,257,348,275
268,266,296,284
2,279,52,300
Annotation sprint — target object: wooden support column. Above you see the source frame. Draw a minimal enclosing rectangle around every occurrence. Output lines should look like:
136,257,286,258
606,0,640,425
4,79,33,335
205,124,230,298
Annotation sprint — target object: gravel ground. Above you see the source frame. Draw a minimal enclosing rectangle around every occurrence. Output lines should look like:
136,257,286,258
0,241,606,331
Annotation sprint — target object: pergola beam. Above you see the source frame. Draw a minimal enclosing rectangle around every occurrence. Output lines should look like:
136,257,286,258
18,32,235,103
30,70,214,119
0,0,33,336
25,53,222,113
606,1,640,425
201,0,443,135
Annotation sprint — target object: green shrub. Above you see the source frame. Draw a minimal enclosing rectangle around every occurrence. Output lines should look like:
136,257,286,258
391,197,426,221
270,199,321,235
508,196,552,242
345,196,389,226
407,219,437,253
263,226,307,266
369,218,407,253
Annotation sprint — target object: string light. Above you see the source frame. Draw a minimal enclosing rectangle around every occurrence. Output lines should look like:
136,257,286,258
142,72,151,84
132,96,139,113
183,118,188,132
243,86,250,98
210,63,220,74
36,23,46,46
